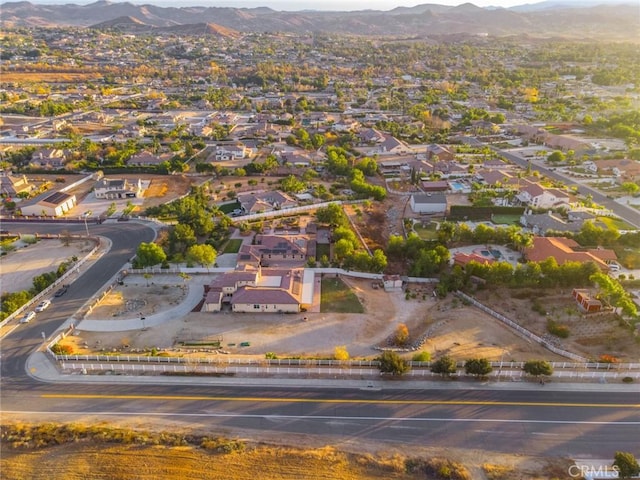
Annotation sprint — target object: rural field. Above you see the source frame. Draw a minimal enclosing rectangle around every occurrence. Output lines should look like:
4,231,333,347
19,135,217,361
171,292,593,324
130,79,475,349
0,421,570,480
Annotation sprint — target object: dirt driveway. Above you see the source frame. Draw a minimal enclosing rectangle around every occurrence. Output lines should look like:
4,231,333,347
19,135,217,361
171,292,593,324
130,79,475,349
63,276,564,362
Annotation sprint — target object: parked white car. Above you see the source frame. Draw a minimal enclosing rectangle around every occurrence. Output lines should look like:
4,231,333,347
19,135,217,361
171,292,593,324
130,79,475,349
35,299,51,312
20,311,36,323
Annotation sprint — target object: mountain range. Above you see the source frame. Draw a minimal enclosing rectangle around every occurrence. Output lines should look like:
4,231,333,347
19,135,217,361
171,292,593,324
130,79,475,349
1,0,638,38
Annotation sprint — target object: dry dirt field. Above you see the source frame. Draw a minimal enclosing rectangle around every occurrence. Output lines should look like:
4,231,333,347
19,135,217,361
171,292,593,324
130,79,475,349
473,287,640,362
63,276,566,363
0,420,570,480
141,174,195,210
0,238,95,294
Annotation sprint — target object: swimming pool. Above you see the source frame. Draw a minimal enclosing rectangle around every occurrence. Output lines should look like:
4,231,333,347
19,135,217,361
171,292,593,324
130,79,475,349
449,181,466,192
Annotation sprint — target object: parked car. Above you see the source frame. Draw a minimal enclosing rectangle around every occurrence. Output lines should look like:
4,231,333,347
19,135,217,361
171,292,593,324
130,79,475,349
20,311,36,323
54,285,68,297
35,299,51,312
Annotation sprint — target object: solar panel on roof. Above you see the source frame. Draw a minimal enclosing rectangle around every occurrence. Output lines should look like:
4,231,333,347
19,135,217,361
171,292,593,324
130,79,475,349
43,191,72,205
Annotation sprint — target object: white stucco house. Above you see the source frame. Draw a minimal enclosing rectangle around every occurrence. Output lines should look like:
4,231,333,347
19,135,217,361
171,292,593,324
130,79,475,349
409,192,448,214
94,178,143,199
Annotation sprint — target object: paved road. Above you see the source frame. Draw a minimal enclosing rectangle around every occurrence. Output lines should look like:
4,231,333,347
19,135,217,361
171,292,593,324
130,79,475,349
0,221,155,381
2,383,638,457
496,148,640,228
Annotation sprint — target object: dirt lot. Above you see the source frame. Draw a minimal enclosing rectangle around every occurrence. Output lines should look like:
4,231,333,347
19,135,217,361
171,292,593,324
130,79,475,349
63,276,566,362
473,287,640,362
141,174,195,210
0,426,568,480
0,238,94,294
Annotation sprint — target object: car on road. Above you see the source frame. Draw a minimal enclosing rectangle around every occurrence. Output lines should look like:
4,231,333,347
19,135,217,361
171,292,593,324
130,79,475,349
20,311,36,323
54,285,68,297
35,299,51,312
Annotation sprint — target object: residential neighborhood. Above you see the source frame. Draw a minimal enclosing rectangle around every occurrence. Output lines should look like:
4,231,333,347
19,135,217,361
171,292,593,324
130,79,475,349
1,3,640,479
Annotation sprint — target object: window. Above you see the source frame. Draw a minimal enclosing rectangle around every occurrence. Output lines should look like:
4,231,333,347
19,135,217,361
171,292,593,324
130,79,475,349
253,304,260,309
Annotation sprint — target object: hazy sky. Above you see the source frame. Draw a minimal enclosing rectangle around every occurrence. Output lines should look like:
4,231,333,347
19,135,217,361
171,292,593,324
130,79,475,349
27,0,626,11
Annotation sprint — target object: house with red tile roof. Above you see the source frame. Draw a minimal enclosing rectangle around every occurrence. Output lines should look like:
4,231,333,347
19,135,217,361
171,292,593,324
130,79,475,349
524,236,615,271
453,252,495,267
237,234,308,267
202,265,303,313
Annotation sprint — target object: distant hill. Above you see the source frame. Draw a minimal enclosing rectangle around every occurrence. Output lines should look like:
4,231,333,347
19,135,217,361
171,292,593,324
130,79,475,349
0,1,637,39
89,15,241,37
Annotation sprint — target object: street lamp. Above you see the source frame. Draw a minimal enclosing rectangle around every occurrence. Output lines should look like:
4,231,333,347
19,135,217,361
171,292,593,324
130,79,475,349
83,210,92,237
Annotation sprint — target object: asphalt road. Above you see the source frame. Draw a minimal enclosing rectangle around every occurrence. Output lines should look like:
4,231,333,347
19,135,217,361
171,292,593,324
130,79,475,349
2,383,638,457
1,221,639,458
0,221,155,380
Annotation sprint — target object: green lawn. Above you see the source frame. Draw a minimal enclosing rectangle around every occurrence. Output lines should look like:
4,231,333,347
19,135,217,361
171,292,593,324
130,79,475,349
492,214,521,225
219,201,240,214
315,243,330,261
597,216,636,231
320,277,364,313
222,238,243,254
413,223,438,240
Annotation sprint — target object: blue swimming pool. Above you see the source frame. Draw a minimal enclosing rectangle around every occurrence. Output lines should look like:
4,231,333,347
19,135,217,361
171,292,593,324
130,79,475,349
449,181,466,192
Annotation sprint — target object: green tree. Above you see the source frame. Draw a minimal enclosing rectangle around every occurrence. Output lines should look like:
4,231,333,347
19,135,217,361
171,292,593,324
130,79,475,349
621,182,640,195
523,360,553,378
316,203,347,227
280,174,306,193
186,244,217,269
136,242,166,267
370,249,388,273
464,358,493,378
377,350,410,376
430,355,457,377
547,150,566,163
613,452,640,479
334,238,355,261
590,272,638,317
169,224,196,254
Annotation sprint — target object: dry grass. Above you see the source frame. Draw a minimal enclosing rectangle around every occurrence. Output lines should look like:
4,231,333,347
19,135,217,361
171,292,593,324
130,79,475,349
483,463,516,480
1,422,419,480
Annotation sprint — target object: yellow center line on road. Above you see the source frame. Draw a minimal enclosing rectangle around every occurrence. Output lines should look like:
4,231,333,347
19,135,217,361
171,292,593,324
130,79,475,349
41,394,640,408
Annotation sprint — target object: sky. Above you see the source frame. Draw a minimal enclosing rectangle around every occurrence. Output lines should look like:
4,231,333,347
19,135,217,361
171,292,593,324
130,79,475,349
25,0,624,12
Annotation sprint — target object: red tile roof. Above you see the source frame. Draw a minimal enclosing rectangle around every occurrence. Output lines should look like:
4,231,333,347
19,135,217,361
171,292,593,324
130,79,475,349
524,237,613,270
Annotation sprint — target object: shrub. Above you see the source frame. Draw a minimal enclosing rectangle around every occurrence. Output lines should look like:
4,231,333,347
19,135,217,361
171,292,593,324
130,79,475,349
547,319,570,338
394,323,409,346
412,351,431,362
50,343,73,355
333,345,349,361
599,354,620,363
622,376,634,383
531,299,546,316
